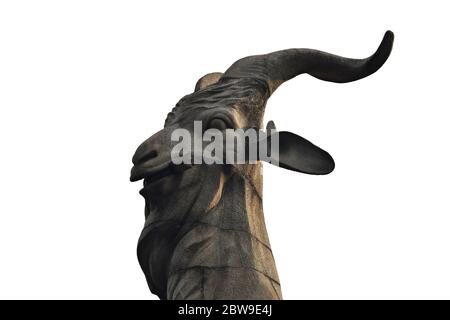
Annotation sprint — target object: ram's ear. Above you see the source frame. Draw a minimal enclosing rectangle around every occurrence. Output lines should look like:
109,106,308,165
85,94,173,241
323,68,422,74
262,131,335,175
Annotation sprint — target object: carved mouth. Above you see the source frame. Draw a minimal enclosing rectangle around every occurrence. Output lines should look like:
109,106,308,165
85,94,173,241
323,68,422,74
143,165,174,186
130,161,171,182
132,162,193,195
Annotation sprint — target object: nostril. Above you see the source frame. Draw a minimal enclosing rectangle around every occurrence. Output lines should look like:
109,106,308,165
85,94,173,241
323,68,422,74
140,150,158,164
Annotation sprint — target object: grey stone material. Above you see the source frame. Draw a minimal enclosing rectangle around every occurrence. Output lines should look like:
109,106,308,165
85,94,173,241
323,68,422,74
131,31,394,300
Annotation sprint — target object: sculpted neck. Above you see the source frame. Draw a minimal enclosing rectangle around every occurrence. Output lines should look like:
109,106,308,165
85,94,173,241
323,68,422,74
169,163,281,299
138,163,282,300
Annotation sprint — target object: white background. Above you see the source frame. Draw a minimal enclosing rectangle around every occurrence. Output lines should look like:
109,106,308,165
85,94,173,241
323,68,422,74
0,1,449,299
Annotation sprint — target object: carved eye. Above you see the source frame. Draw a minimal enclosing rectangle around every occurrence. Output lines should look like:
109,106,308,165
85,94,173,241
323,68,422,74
207,118,229,131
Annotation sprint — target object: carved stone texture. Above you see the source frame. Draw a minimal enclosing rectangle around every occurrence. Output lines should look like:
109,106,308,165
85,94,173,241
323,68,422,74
130,31,394,300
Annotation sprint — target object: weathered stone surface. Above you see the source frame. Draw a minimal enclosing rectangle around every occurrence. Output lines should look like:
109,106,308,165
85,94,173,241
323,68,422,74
131,31,394,300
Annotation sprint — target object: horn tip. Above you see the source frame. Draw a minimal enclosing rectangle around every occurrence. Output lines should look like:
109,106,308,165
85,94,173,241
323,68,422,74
367,30,395,74
384,30,395,43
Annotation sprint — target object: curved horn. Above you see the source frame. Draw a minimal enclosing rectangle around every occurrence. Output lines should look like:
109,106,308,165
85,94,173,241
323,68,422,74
222,31,394,94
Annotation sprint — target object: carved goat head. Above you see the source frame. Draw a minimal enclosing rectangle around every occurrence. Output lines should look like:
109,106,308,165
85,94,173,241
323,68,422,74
131,31,394,204
130,31,394,299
